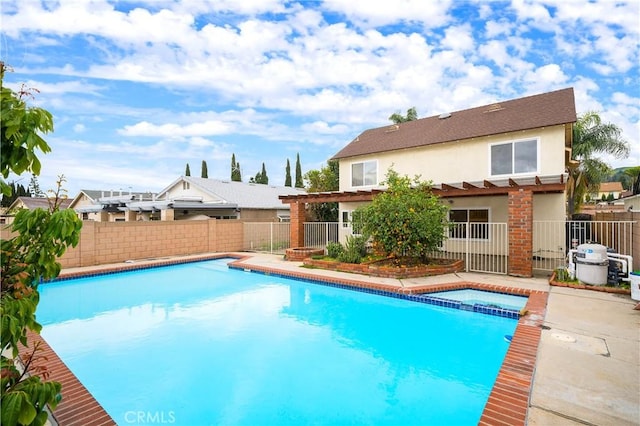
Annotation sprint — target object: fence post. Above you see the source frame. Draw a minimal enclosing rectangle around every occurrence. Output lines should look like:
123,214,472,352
465,222,470,272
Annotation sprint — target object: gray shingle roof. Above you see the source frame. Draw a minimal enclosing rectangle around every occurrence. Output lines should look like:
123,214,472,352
182,177,306,209
332,87,576,160
10,196,73,210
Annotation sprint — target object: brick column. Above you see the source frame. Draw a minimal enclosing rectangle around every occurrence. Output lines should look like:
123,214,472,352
508,189,533,277
289,202,306,248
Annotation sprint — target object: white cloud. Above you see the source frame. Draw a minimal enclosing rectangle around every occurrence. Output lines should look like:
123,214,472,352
441,24,475,52
3,0,637,189
523,64,569,92
119,120,231,137
301,121,349,135
320,0,453,28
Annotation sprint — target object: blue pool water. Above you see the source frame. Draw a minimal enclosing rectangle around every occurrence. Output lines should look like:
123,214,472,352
428,289,528,311
38,259,518,425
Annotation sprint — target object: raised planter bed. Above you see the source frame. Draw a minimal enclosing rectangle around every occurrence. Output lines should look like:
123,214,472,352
302,257,464,279
549,271,631,295
285,247,325,261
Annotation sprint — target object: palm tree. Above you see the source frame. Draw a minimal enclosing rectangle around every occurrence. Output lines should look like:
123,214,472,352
389,107,418,124
625,166,640,195
567,112,629,217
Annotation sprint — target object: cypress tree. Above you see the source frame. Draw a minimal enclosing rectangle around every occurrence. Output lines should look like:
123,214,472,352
235,162,242,182
295,153,303,188
260,163,268,184
201,160,208,178
185,163,191,176
284,159,292,187
231,154,242,181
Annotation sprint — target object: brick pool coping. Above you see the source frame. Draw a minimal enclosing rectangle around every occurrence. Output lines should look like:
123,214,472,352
23,253,547,425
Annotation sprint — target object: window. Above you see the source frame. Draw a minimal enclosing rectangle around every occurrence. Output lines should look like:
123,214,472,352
341,210,363,234
449,209,489,239
490,139,537,176
351,161,377,187
342,211,350,228
182,181,190,190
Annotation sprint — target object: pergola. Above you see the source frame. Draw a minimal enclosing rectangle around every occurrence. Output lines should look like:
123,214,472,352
280,174,567,278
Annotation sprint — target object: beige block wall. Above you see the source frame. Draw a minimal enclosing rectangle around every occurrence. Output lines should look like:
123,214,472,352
1,219,245,268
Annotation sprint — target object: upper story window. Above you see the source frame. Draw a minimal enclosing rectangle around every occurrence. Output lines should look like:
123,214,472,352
490,139,538,176
351,160,377,187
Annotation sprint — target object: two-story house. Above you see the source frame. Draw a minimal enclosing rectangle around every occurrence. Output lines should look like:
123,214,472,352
281,88,577,277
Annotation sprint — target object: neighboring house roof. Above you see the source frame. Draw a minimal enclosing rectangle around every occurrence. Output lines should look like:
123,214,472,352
332,87,576,160
68,190,101,210
8,196,72,211
70,189,158,211
597,182,624,193
159,176,307,209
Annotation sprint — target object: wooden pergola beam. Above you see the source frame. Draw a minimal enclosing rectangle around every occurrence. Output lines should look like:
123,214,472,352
441,183,458,191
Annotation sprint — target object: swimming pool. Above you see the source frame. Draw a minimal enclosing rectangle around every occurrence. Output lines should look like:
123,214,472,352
38,258,519,425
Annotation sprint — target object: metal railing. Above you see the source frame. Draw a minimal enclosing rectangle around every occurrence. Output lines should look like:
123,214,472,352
243,220,634,275
242,222,339,254
533,220,635,272
243,222,290,254
304,222,339,249
430,223,509,274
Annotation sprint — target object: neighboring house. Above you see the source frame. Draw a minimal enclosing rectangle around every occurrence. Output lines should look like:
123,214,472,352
156,176,306,221
70,189,157,222
72,178,306,222
591,182,624,201
281,88,577,277
1,196,73,224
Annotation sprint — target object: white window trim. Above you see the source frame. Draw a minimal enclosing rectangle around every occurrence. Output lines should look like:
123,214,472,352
350,160,378,189
488,137,540,177
448,207,492,241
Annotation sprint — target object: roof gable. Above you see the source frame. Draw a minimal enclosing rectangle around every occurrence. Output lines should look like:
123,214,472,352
332,87,576,160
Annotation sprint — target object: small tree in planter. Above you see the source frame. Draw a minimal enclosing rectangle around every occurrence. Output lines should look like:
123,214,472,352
353,168,449,262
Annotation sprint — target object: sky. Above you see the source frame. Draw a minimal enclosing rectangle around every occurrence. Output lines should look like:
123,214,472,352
1,0,639,196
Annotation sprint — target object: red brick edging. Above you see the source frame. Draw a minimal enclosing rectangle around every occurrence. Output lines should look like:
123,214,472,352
19,331,116,426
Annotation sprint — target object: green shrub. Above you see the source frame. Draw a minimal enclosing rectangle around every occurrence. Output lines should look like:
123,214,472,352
326,241,344,259
353,168,448,259
337,235,368,264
